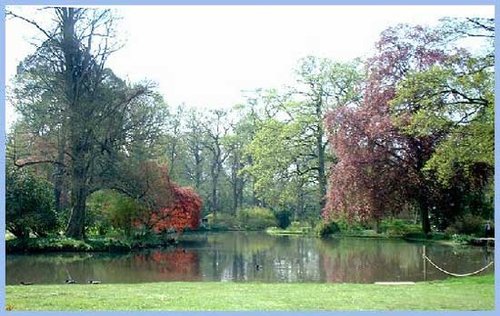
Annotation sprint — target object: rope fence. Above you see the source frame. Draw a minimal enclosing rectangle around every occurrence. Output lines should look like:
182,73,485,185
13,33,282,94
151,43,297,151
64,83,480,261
422,246,494,277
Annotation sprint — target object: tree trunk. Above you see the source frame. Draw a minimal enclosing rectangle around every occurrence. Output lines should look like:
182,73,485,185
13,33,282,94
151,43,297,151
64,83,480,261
374,218,382,233
62,8,89,240
419,192,431,235
66,159,88,239
412,138,431,236
232,181,238,216
238,179,244,209
231,154,241,216
194,147,202,190
53,133,66,213
316,102,327,211
53,165,65,212
210,164,219,218
421,207,431,235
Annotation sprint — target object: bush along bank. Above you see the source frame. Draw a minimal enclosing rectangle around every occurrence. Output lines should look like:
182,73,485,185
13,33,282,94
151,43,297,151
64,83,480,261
314,218,493,246
5,235,178,254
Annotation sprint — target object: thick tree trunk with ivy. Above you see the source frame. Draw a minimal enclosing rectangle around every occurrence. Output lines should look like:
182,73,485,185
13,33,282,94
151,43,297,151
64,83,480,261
59,8,89,239
66,162,88,239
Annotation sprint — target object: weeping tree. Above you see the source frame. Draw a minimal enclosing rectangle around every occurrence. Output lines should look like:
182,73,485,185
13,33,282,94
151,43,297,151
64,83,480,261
8,7,168,239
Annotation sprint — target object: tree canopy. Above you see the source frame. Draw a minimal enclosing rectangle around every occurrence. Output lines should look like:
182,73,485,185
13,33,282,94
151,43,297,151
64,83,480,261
6,9,493,239
323,18,494,232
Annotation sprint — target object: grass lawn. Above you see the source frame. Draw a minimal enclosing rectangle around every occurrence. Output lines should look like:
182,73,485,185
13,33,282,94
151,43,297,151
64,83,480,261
6,274,494,311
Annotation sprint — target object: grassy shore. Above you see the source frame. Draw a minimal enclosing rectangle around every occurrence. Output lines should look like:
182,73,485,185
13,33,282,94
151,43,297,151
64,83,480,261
6,274,493,311
5,236,180,254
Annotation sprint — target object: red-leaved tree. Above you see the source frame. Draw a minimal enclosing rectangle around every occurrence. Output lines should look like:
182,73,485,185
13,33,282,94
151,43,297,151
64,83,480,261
324,24,449,233
149,185,203,234
129,161,203,235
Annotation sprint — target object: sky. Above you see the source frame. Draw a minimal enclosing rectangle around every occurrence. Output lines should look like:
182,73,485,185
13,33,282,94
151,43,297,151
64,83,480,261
4,5,494,130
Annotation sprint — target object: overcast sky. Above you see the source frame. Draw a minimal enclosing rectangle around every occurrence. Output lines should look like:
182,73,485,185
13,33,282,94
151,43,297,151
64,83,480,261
5,5,494,130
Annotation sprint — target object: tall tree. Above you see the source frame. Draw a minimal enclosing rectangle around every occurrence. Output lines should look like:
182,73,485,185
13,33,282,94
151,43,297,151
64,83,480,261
183,108,206,190
9,8,167,239
324,20,493,233
201,109,231,217
223,133,245,215
391,18,494,225
325,24,449,232
294,57,362,210
243,59,362,218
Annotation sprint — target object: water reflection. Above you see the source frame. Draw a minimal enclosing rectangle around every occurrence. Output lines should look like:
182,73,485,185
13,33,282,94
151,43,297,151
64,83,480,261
6,232,493,284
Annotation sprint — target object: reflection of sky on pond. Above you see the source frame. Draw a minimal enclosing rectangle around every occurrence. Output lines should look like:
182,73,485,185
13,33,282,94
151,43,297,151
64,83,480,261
6,232,493,285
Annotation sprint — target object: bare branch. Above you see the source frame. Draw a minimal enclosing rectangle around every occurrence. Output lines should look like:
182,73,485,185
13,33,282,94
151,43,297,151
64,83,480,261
6,10,54,40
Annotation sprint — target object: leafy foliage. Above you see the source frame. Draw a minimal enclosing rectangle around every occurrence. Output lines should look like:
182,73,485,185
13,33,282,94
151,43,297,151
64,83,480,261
8,8,169,239
315,221,341,237
275,210,292,229
236,207,276,230
6,167,58,238
324,20,493,233
87,190,145,236
379,219,421,237
7,11,493,241
6,237,132,253
148,185,203,234
447,213,487,237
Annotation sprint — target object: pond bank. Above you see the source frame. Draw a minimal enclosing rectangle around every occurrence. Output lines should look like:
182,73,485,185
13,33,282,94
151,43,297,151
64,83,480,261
5,236,177,254
265,227,491,247
7,230,490,254
6,274,494,311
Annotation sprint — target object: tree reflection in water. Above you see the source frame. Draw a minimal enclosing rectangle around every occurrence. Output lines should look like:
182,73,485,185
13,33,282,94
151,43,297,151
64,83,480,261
133,249,201,281
6,232,494,284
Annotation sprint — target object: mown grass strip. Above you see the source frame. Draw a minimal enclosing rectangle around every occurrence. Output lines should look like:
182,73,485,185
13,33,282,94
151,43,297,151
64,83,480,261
6,274,494,311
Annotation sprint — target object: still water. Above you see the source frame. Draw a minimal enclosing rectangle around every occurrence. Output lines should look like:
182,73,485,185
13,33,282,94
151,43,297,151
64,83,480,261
6,232,494,284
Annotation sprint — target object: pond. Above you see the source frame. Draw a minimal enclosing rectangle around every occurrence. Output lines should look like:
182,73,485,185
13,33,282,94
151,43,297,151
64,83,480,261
6,232,494,285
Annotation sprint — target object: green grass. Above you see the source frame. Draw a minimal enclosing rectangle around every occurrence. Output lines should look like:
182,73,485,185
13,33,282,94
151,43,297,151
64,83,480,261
6,274,494,311
266,227,312,236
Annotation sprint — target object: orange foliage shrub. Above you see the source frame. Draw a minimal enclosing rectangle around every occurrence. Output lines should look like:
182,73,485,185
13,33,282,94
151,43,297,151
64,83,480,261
149,185,202,233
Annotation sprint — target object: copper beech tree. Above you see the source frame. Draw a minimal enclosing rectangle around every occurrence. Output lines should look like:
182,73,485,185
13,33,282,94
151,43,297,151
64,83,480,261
323,21,493,233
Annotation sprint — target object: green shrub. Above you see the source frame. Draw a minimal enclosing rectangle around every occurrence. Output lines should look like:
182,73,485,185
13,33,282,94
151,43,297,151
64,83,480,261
237,207,276,230
209,222,231,231
334,218,365,232
379,219,421,237
6,167,58,239
6,236,134,253
430,232,449,241
315,221,341,237
449,214,485,236
357,229,379,237
6,237,88,253
275,210,291,229
451,234,474,244
205,213,239,230
444,226,458,238
87,190,145,237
